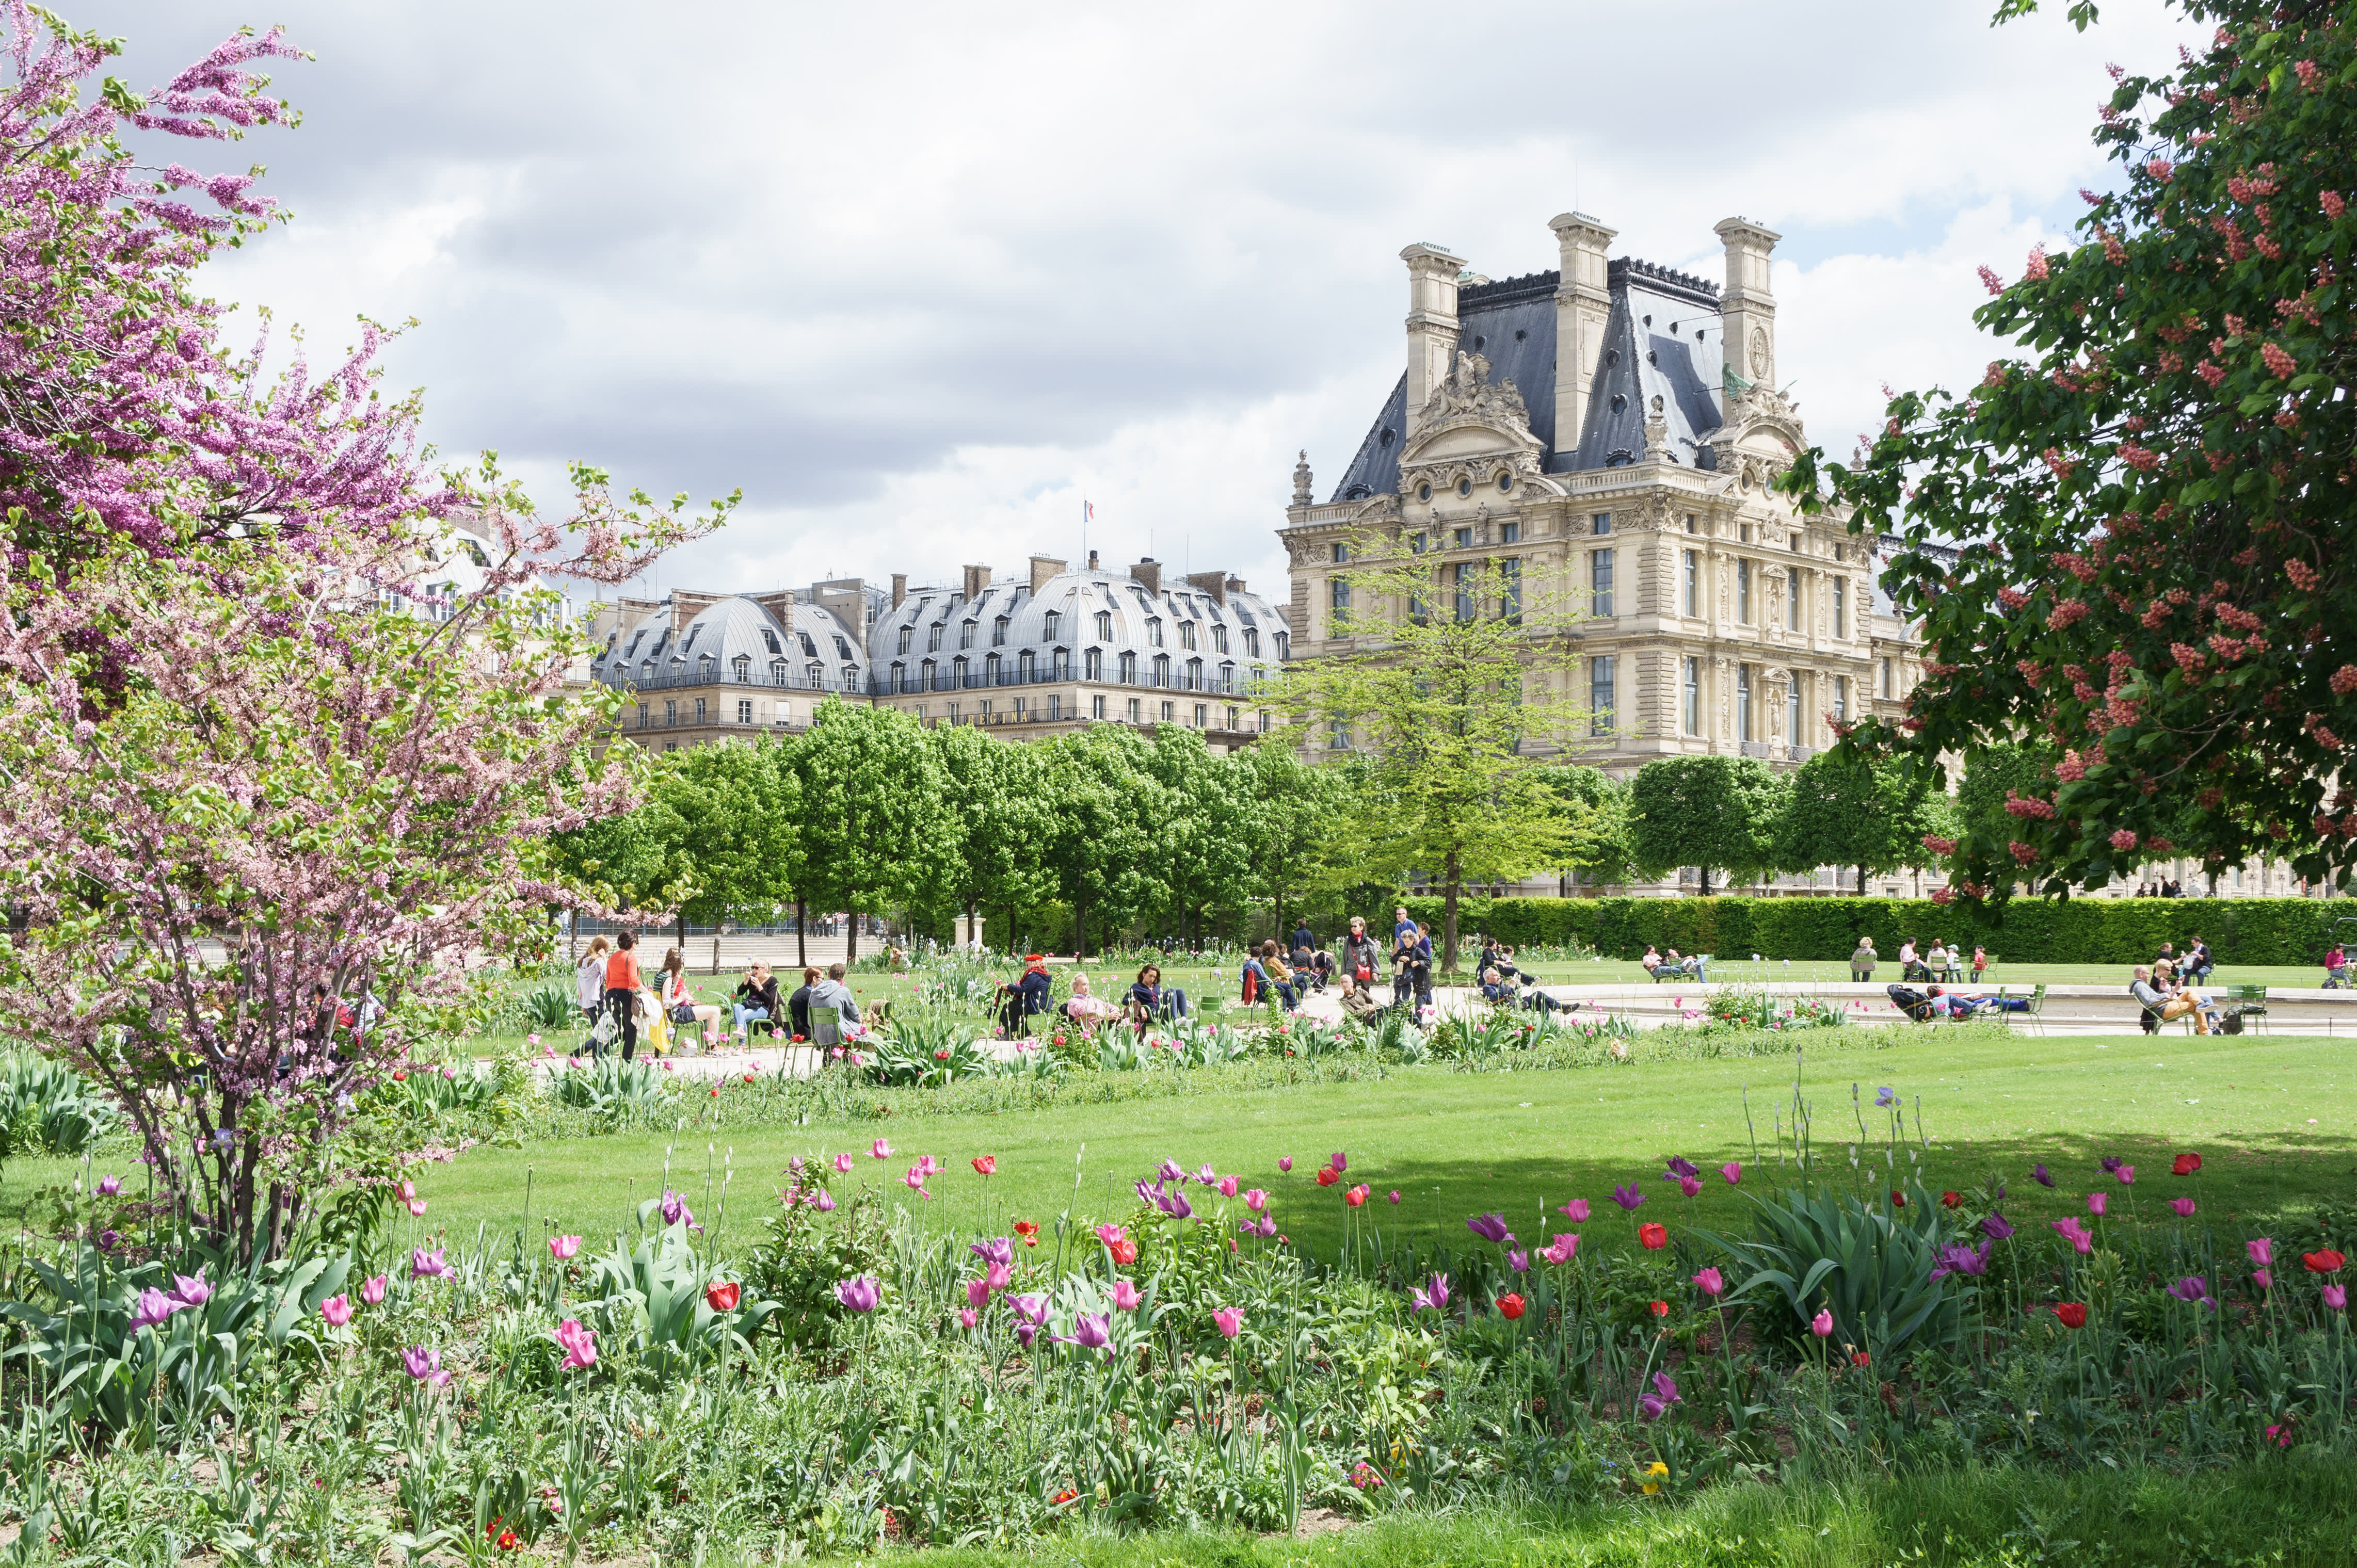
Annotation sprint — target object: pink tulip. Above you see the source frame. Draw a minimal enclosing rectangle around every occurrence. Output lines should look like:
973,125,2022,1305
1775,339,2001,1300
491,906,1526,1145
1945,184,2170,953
1720,1162,1742,1186
985,1260,1012,1292
361,1274,388,1306
1243,1188,1269,1213
1213,1305,1244,1338
903,1165,932,1198
1677,1176,1702,1199
1218,1175,1239,1198
2087,1192,2107,1217
2249,1237,2274,1268
959,1308,978,1329
1811,1308,1834,1337
2115,1165,2135,1185
870,1138,893,1160
1542,1234,1579,1266
556,1319,598,1370
1111,1280,1142,1312
834,1152,855,1174
550,1235,582,1261
407,1198,428,1217
2253,1269,2273,1290
966,1278,990,1310
1560,1199,1590,1222
1692,1267,1724,1298
1277,1156,1293,1173
97,1175,121,1197
320,1294,352,1327
2326,1284,2348,1312
2169,1198,2196,1218
2051,1217,2094,1254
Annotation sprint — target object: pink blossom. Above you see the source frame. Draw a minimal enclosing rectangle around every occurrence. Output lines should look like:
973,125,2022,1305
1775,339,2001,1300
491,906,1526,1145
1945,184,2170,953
550,1235,582,1261
556,1319,598,1370
319,1294,352,1327
1213,1305,1244,1338
361,1274,388,1305
2024,246,2049,280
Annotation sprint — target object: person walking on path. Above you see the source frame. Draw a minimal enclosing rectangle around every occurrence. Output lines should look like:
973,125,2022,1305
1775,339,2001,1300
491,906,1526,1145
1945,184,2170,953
602,932,643,1062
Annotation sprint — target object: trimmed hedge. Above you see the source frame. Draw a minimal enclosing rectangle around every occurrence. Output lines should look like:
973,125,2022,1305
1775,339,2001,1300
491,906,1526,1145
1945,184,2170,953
1404,894,2352,967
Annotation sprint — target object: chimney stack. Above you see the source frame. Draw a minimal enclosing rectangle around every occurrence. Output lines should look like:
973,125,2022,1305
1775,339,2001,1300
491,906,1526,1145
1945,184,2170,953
1185,570,1228,606
1548,212,1617,458
1087,548,1100,570
1715,217,1781,396
1401,243,1467,435
1028,555,1067,594
1130,557,1161,596
961,563,991,602
891,573,907,610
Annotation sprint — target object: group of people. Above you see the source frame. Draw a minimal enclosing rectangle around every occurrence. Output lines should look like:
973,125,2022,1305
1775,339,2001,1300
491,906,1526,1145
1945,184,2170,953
1639,947,1706,981
994,956,1191,1038
2129,952,2223,1034
575,933,861,1059
1845,937,1989,984
2133,879,2189,898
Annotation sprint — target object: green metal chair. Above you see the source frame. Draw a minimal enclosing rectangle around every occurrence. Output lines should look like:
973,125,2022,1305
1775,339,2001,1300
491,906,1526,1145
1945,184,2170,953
2228,983,2268,1036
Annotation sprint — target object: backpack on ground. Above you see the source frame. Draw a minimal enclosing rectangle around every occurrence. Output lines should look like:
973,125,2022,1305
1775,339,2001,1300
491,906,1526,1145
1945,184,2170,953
2220,1007,2244,1036
1885,984,1933,1023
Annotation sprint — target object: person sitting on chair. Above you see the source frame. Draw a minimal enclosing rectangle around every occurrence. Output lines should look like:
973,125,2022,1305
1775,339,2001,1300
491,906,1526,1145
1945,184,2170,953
731,962,781,1042
1849,936,1878,983
2130,963,2216,1035
1128,963,1189,1023
2326,943,2350,989
1640,945,1663,977
2182,935,2215,982
996,955,1054,1038
1061,973,1123,1026
1337,971,1385,1025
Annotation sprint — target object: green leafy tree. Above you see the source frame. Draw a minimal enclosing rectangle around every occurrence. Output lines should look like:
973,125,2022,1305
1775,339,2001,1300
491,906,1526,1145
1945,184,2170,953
1144,727,1258,946
929,722,1054,951
785,698,952,960
1785,0,2357,901
646,739,802,956
1629,755,1787,895
1776,751,1954,895
1541,764,1639,890
1240,741,1364,943
1036,725,1169,955
1269,539,1589,971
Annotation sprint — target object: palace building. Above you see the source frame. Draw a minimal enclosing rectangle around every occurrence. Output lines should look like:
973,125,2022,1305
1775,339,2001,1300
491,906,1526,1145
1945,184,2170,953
1279,213,1922,778
584,554,1288,752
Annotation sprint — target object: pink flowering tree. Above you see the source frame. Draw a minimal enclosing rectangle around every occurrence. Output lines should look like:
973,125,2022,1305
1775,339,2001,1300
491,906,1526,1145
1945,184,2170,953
1783,1,2357,901
0,10,728,1258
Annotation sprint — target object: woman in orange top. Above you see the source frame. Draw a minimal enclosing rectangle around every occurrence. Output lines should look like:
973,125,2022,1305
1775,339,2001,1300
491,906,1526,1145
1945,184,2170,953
603,931,643,1060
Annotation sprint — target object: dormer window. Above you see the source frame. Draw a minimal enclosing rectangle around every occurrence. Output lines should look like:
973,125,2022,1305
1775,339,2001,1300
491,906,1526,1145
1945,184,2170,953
927,622,942,652
682,625,702,653
1212,625,1228,654
992,616,1009,647
626,631,647,659
1244,627,1260,657
1179,622,1197,651
896,626,912,654
769,658,788,686
1095,610,1113,640
797,632,818,658
832,634,852,660
1147,618,1164,647
732,654,750,682
959,620,975,650
761,629,780,655
1274,631,1290,660
1043,610,1061,640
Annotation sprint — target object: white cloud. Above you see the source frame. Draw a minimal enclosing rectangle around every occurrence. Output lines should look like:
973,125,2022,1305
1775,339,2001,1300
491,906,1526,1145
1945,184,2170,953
79,0,2202,599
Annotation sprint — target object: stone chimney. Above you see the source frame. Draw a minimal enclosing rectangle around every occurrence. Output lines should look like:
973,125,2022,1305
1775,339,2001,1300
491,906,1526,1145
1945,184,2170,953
1715,217,1781,395
891,573,907,610
1087,548,1100,570
1225,574,1247,598
1401,243,1467,435
1548,212,1617,457
1130,557,1161,596
1185,570,1228,605
962,563,991,603
1029,555,1067,593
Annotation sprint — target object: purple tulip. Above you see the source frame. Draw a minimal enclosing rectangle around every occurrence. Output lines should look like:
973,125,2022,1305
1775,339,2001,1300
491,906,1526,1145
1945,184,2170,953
1065,1312,1111,1350
1164,1190,1194,1220
2166,1275,2213,1309
1664,1155,1700,1181
171,1271,212,1308
1874,1086,1896,1108
969,1237,1014,1269
1980,1212,2015,1241
1194,1164,1218,1186
402,1346,453,1386
2099,1155,2124,1175
410,1248,452,1280
97,1175,121,1197
1507,1249,1529,1273
1409,1272,1451,1313
660,1189,695,1229
835,1275,881,1313
97,1230,119,1251
1388,1190,1401,1204
1157,1159,1185,1183
1611,1184,1645,1212
1329,1151,1348,1174
1134,1178,1162,1208
2326,1284,2348,1312
812,1187,838,1213
1466,1213,1514,1245
1676,1176,1703,1199
2031,1162,2054,1187
1638,1370,1681,1420
1930,1240,1991,1281
129,1287,180,1331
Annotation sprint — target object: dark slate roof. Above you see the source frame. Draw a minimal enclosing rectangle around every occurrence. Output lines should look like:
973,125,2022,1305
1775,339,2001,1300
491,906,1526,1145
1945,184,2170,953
1327,257,1727,500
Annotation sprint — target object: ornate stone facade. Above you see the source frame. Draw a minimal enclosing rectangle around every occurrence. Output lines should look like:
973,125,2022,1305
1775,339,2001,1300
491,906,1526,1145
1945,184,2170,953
1281,212,1924,783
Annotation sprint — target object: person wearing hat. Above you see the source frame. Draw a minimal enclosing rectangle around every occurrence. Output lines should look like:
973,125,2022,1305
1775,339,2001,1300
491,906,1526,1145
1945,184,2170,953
997,954,1055,1038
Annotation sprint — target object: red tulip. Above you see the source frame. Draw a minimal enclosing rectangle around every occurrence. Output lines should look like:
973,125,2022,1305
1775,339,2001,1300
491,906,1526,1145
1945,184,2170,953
1890,1191,1907,1207
1344,1184,1369,1207
1647,1299,1668,1317
1314,1168,1339,1188
2171,1152,2202,1176
1940,1191,1962,1209
2055,1302,2088,1328
1013,1220,1039,1246
1498,1292,1526,1320
2304,1249,2347,1274
1851,1351,1871,1367
972,1155,997,1176
704,1282,741,1313
1638,1222,1667,1250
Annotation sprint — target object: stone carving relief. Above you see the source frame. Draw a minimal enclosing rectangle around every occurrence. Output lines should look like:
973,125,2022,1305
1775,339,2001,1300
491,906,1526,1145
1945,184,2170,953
1749,326,1771,381
1415,349,1530,429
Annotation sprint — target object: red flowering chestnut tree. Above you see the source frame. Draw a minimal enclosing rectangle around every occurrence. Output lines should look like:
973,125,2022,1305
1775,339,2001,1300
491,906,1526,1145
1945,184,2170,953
0,10,728,1258
1785,0,2357,901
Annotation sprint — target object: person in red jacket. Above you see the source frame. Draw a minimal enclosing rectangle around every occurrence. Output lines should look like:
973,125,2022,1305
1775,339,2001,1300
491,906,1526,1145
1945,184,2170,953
603,931,643,1060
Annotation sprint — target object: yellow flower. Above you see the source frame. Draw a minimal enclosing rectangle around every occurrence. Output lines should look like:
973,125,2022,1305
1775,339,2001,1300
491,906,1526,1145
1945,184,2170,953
1640,1461,1669,1495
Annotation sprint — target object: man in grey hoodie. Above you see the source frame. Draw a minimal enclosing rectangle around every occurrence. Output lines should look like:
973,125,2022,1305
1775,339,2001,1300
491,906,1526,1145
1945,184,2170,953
808,962,861,1048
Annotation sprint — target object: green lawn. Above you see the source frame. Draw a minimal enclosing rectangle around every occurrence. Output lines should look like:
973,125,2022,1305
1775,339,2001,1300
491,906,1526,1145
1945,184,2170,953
348,1026,2357,1262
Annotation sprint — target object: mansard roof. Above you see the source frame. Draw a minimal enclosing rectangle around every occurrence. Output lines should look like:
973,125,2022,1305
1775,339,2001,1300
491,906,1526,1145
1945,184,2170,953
1327,256,1727,503
867,570,1288,680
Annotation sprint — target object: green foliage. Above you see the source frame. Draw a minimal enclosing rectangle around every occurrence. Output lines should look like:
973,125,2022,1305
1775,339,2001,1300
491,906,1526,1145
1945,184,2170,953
744,1188,892,1349
1541,764,1639,886
0,1053,118,1158
1628,756,1788,893
1775,751,1952,890
1707,1183,1970,1357
789,698,954,949
583,1210,773,1372
1787,1,2357,894
545,1055,676,1124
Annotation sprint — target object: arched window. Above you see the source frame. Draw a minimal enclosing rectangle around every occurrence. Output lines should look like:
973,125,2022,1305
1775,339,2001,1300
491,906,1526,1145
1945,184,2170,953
1017,650,1035,682
1153,653,1170,688
1084,647,1103,680
1186,657,1202,690
1118,651,1137,684
732,654,750,682
1095,610,1113,640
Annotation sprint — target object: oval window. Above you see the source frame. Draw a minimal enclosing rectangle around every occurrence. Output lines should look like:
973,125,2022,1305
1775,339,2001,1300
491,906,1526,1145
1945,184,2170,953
1456,477,1472,497
1417,482,1433,502
1497,473,1514,493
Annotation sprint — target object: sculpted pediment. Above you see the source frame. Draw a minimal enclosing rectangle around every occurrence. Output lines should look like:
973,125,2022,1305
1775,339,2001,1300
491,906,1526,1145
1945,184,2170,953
1402,350,1542,467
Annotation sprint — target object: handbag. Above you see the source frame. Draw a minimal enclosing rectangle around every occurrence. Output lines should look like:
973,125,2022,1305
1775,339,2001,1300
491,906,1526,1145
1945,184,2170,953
670,1001,698,1025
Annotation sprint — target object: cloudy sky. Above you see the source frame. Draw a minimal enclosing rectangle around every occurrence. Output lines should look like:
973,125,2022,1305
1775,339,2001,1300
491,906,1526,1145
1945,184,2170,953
82,0,2195,603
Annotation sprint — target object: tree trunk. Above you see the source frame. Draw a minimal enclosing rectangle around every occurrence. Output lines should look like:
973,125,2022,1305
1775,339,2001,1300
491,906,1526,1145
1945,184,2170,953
847,904,860,962
796,896,807,968
1073,892,1089,958
1699,866,1713,897
676,910,687,957
1441,846,1462,974
1857,863,1868,896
